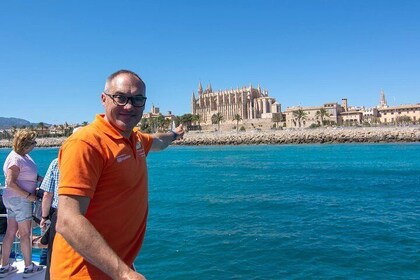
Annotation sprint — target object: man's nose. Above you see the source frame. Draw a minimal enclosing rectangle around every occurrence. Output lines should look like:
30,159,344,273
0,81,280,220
124,98,135,109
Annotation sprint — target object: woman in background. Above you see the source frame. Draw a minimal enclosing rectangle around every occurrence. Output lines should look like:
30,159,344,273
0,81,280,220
0,129,44,277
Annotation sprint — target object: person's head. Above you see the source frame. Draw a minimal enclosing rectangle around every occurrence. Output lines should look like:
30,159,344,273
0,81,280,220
101,70,147,137
12,129,37,155
72,126,82,134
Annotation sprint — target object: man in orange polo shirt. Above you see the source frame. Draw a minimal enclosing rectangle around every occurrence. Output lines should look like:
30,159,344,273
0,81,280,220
51,70,184,280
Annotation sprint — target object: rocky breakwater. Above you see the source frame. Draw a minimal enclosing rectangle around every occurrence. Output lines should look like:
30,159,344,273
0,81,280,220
174,127,420,146
0,137,67,148
1,127,419,148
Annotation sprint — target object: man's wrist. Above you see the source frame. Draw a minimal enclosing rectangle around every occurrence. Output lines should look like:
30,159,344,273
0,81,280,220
42,216,49,219
169,130,177,141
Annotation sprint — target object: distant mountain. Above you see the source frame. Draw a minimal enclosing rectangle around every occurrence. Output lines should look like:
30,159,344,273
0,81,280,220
0,117,43,129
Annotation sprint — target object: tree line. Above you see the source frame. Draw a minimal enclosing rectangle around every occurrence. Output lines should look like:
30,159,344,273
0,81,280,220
0,122,89,140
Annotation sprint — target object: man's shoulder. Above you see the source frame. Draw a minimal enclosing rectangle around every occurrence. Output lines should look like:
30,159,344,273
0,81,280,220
135,131,154,154
63,124,106,148
136,130,153,141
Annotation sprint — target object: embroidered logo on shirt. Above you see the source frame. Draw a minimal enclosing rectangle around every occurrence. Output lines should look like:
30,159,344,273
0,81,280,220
116,154,132,163
136,141,145,157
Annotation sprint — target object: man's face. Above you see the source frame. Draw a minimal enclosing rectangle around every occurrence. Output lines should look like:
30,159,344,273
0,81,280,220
101,74,146,137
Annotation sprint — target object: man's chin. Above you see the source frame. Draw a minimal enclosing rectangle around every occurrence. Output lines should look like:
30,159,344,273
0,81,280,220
116,119,138,131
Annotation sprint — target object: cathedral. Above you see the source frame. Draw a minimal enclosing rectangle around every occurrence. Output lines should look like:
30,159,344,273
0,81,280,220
191,82,281,126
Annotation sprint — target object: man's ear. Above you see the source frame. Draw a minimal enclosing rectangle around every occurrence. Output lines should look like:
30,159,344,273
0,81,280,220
101,93,106,105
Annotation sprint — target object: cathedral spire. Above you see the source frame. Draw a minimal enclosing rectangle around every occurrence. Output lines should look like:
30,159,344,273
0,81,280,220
379,89,388,108
198,81,203,95
206,82,212,93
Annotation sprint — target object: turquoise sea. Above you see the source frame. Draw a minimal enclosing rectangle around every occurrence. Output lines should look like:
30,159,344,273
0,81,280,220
1,144,419,279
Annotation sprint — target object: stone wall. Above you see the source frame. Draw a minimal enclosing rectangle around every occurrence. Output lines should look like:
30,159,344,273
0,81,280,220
1,127,419,148
174,127,420,145
0,137,67,148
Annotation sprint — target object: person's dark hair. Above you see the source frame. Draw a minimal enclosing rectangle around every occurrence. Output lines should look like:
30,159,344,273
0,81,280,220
105,69,146,93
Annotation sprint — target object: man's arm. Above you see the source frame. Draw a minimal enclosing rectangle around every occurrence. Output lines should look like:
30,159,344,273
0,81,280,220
39,159,59,228
40,191,53,228
150,124,184,151
56,194,146,280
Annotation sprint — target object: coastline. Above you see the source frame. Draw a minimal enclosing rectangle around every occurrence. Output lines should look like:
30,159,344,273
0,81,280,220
0,137,67,149
1,127,419,148
176,126,420,145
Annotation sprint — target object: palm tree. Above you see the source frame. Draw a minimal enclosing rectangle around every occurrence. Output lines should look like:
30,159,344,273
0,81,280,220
180,114,193,128
233,114,242,132
396,115,411,126
293,109,307,128
82,121,89,126
191,114,201,129
156,115,166,132
37,122,45,136
211,112,223,131
163,118,171,131
140,118,152,133
64,122,71,136
315,108,329,126
174,116,182,127
149,117,158,133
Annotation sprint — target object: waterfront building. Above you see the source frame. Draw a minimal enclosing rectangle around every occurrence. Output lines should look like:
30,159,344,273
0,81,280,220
377,90,420,124
140,105,175,132
188,84,419,130
340,110,363,125
361,107,379,124
191,82,281,130
378,104,420,124
142,104,162,119
285,102,344,128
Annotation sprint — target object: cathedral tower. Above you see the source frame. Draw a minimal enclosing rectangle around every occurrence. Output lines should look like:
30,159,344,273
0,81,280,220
379,89,388,108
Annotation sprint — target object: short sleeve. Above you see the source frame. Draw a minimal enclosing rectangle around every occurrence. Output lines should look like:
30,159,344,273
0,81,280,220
40,159,58,193
6,154,23,170
58,139,105,198
137,132,153,156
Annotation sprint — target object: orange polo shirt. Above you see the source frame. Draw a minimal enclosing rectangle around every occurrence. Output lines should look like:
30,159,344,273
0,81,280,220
51,114,153,279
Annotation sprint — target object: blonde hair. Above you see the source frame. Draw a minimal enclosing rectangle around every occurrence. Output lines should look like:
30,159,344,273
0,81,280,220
13,129,37,155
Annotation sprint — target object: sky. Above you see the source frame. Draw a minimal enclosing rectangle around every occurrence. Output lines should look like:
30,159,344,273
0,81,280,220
0,0,419,125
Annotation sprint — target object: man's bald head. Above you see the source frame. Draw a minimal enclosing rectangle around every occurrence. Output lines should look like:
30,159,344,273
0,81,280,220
104,69,146,93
